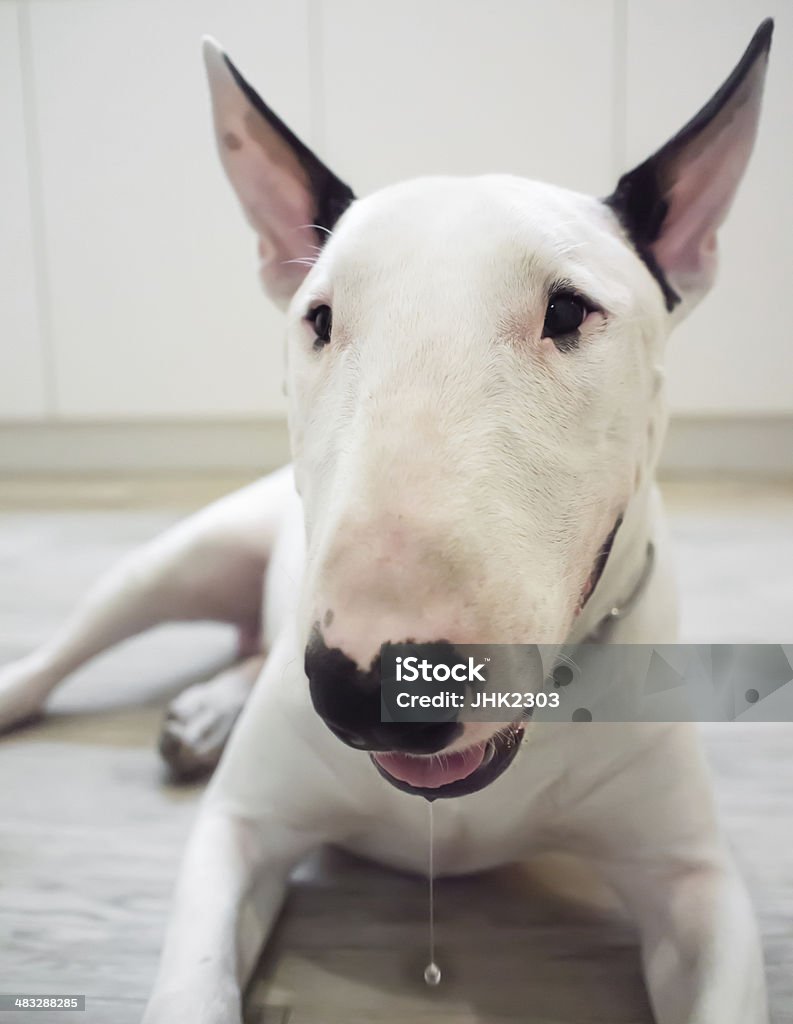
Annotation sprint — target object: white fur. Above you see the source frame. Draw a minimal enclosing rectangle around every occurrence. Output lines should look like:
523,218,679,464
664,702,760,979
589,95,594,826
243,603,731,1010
0,33,772,1024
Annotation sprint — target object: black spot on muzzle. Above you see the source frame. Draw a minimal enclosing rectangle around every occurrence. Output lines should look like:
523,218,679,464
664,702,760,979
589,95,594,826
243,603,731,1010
305,628,462,754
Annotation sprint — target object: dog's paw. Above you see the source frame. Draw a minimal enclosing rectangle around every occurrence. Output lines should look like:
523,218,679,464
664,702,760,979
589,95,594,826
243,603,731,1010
0,654,50,735
142,983,242,1024
158,664,253,779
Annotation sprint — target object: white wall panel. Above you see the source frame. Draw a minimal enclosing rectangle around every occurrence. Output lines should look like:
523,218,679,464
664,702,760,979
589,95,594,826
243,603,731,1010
318,0,618,198
0,2,48,420
30,0,308,418
625,1,793,415
13,0,793,430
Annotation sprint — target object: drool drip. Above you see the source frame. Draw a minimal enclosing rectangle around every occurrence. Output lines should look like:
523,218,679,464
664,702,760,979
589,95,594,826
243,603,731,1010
423,799,441,987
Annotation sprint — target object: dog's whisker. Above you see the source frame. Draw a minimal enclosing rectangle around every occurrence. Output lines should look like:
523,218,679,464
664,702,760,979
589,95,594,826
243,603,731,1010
281,256,319,268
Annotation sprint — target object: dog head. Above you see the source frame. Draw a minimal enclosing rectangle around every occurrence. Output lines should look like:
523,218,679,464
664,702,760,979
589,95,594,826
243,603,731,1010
203,21,772,796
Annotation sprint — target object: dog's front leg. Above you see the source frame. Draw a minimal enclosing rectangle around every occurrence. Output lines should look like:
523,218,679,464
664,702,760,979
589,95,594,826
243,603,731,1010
142,806,314,1024
563,722,769,1024
601,853,768,1024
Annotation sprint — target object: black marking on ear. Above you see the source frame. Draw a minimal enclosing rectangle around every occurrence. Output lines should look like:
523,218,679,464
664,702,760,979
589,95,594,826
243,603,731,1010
223,54,355,244
605,171,681,312
603,18,774,312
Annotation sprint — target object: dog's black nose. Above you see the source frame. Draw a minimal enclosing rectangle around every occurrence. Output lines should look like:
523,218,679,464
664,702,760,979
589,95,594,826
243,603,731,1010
305,632,462,754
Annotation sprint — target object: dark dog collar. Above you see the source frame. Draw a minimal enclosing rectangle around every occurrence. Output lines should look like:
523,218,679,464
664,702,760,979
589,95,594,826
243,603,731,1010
586,541,656,643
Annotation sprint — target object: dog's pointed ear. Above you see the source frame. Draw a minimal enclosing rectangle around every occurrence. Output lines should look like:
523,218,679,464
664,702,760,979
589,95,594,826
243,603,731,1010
605,18,773,312
202,37,355,307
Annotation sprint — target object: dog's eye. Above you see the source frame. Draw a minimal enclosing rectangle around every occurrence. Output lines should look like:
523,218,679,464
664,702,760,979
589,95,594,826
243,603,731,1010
542,292,591,351
307,304,333,347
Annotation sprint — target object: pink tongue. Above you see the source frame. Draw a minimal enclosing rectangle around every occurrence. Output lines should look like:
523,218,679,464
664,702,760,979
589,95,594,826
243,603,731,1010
374,742,488,789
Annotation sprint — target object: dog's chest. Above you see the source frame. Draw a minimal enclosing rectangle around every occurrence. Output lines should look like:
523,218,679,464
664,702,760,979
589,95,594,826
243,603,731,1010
343,770,545,877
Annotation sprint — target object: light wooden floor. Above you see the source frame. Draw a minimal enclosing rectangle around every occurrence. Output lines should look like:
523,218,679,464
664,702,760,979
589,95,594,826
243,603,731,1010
0,475,792,1024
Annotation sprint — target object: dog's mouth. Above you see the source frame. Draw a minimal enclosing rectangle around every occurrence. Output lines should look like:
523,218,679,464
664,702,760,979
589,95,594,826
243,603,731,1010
371,723,525,799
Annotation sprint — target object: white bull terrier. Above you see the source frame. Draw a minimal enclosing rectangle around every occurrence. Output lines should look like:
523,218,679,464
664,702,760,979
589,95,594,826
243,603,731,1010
0,19,775,1024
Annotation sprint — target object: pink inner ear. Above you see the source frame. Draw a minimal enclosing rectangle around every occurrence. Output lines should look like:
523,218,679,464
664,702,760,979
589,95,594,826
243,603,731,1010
221,111,320,304
652,73,765,296
256,232,315,305
204,41,323,306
